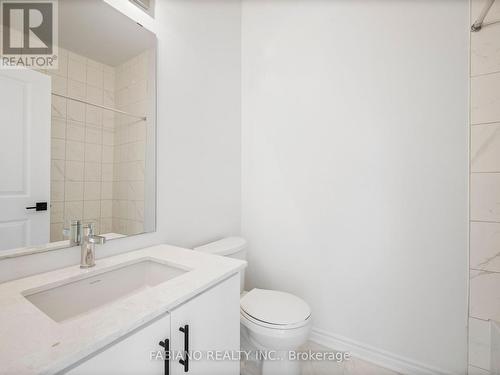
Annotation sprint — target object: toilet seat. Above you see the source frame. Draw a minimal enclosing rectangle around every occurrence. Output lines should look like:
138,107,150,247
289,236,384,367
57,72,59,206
240,289,311,329
241,308,310,330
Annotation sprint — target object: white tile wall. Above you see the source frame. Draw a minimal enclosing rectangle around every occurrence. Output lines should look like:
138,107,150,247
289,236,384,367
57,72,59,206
47,47,152,240
68,58,86,82
471,123,500,172
51,160,65,181
470,270,500,322
66,140,84,161
471,28,500,77
471,0,500,77
470,1,500,371
469,318,491,371
492,321,500,373
67,101,85,122
51,119,66,139
51,182,64,202
471,73,500,125
471,222,500,272
470,173,500,222
51,95,67,119
48,48,115,241
65,161,84,182
65,182,84,201
51,138,65,160
111,50,151,236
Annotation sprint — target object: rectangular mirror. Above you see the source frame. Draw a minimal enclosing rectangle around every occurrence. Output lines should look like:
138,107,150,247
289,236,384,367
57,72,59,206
0,0,157,257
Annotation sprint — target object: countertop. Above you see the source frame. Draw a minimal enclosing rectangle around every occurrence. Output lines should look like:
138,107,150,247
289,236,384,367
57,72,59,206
0,244,246,375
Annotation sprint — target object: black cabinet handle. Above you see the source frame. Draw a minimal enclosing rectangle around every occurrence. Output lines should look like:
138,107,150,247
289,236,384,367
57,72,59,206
159,338,170,375
26,202,48,211
179,325,189,372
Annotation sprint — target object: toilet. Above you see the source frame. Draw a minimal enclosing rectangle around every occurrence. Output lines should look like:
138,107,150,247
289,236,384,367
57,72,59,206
194,237,312,375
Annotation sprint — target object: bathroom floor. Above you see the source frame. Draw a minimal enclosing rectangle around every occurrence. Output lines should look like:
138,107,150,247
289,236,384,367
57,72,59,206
300,341,400,375
241,340,400,375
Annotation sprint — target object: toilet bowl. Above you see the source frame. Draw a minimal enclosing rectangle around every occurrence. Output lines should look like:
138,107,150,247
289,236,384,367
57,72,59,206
194,238,312,375
240,288,311,375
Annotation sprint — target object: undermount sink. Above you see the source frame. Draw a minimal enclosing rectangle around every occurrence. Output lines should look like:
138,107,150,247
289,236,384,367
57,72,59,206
24,260,187,322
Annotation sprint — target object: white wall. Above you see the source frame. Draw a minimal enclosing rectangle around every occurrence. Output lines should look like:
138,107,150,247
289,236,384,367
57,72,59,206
158,0,241,248
241,1,469,374
0,0,241,283
1,1,470,373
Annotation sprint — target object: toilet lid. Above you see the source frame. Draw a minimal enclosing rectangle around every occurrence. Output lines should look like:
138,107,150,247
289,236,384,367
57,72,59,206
240,289,311,326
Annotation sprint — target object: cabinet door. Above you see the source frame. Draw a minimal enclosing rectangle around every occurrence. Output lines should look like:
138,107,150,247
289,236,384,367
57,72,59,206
66,313,171,375
170,274,240,375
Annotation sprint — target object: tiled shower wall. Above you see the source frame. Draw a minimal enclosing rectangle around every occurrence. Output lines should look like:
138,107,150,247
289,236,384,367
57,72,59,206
112,51,150,236
469,0,500,374
47,48,151,241
48,48,116,241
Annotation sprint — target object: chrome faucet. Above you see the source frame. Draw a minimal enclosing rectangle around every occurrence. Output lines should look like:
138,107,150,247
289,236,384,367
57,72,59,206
80,223,106,268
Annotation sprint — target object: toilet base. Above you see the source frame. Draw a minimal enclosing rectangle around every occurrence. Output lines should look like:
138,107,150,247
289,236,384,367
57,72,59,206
241,327,303,375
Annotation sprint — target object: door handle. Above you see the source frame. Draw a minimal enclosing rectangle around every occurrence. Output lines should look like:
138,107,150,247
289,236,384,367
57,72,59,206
179,325,189,372
159,338,170,375
26,202,48,211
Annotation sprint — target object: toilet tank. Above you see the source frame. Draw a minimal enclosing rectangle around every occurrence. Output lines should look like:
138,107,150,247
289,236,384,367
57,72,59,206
193,237,247,292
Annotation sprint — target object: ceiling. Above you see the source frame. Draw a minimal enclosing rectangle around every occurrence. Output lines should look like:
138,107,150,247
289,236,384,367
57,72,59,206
58,0,156,66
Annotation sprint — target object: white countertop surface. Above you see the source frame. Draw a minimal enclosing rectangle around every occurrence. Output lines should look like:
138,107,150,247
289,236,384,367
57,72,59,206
0,244,246,375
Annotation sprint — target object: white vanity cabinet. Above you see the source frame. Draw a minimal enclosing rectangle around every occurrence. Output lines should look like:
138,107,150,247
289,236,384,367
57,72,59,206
67,312,171,375
66,274,240,375
169,273,240,375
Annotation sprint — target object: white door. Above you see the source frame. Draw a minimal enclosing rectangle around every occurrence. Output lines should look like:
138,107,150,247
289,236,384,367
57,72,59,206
170,275,241,375
0,69,51,251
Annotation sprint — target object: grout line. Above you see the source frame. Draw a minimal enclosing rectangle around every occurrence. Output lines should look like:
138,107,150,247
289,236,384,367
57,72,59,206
471,121,500,127
471,121,500,126
471,69,500,79
470,267,500,274
82,60,89,228
61,68,69,240
467,9,472,366
470,220,500,224
468,316,491,322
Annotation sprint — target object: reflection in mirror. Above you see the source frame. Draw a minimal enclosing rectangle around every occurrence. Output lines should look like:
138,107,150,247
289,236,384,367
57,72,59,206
0,0,156,255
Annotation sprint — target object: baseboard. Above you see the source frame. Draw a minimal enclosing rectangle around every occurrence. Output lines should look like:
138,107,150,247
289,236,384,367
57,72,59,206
310,327,454,375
